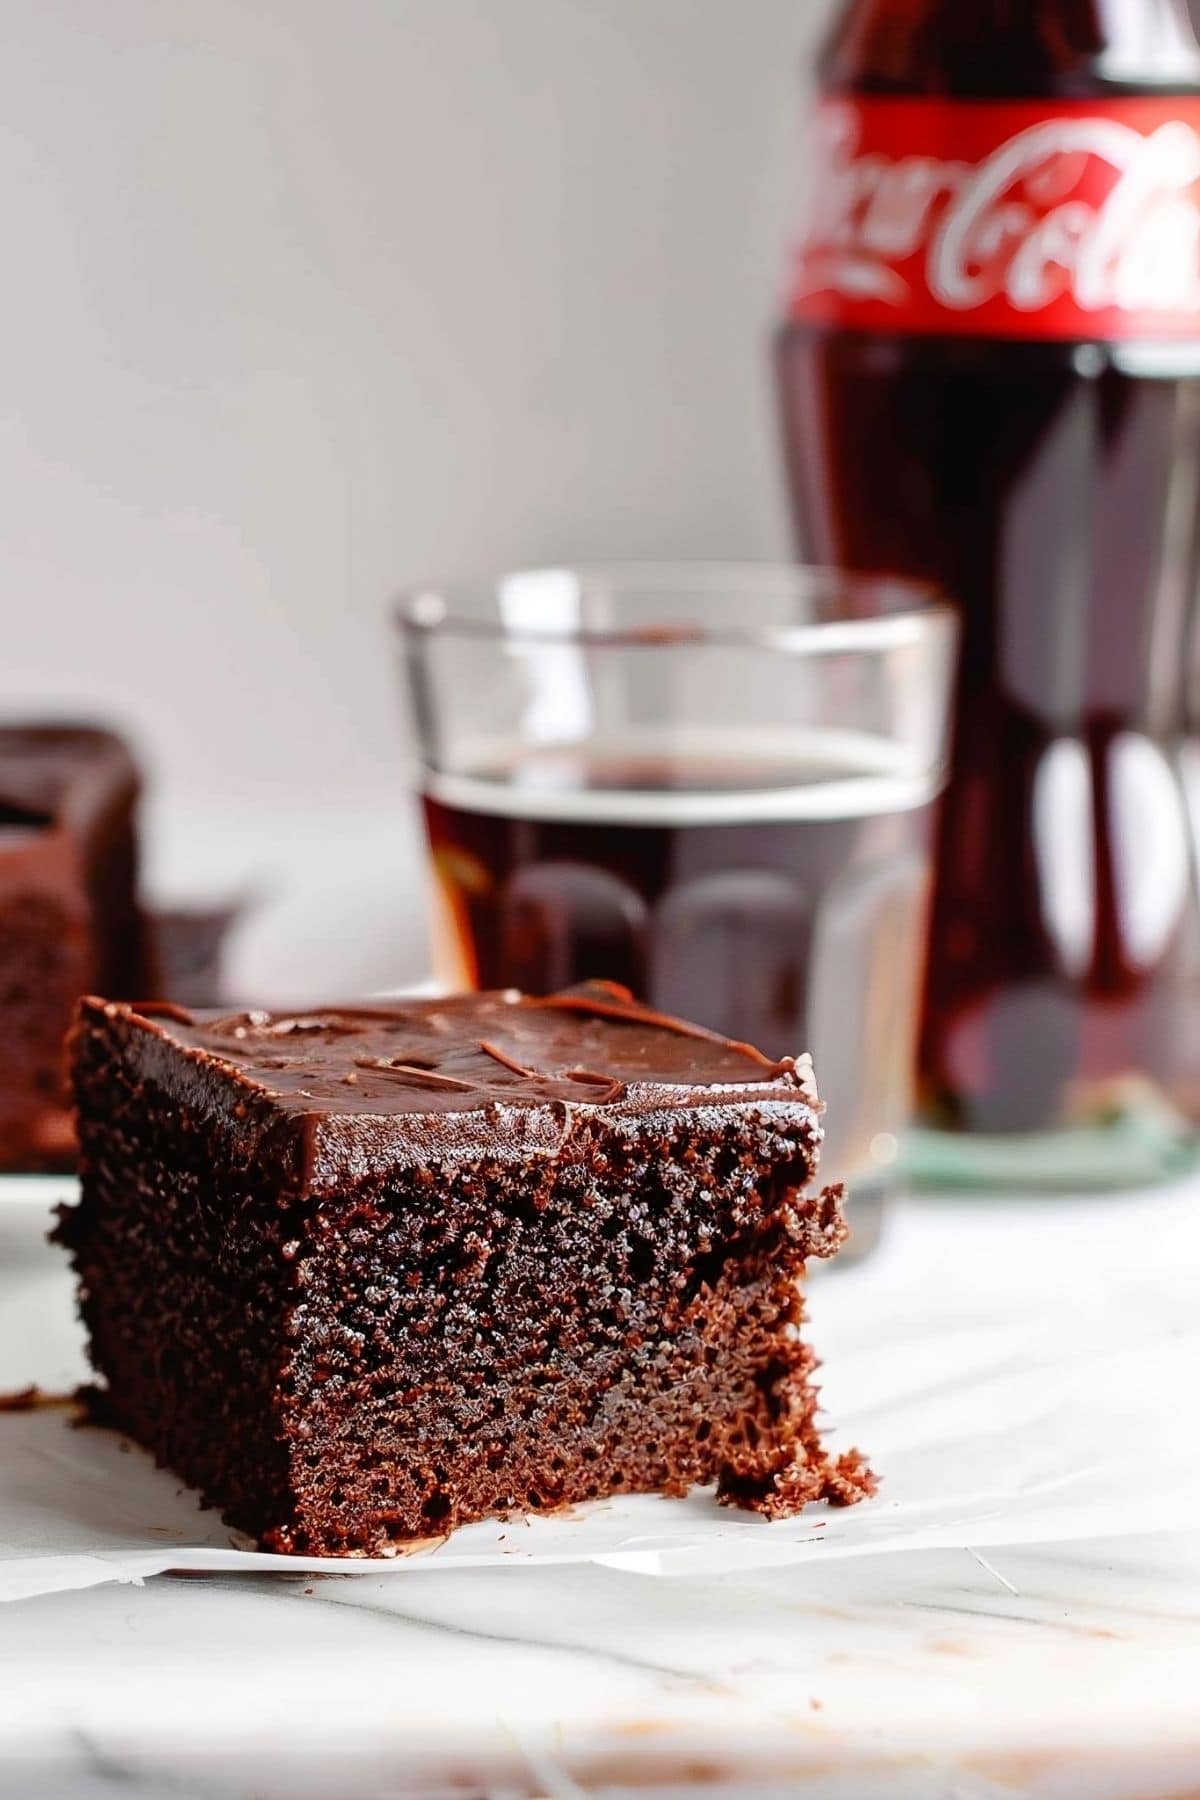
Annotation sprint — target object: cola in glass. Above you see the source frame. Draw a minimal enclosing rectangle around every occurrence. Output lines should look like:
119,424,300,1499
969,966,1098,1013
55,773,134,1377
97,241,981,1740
777,0,1200,1170
400,564,956,1255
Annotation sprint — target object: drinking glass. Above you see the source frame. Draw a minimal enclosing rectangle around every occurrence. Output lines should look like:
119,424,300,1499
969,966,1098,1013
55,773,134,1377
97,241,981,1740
398,564,957,1256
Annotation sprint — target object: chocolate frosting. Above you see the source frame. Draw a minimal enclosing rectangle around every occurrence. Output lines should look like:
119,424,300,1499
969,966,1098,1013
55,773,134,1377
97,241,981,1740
0,725,138,835
92,984,817,1120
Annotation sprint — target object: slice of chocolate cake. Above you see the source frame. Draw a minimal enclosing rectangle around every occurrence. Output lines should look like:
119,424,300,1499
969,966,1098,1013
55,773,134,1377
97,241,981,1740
60,984,873,1555
0,725,154,1171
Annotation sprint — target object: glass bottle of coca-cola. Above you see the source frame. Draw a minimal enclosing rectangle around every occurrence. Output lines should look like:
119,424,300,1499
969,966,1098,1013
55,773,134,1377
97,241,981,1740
777,0,1200,1183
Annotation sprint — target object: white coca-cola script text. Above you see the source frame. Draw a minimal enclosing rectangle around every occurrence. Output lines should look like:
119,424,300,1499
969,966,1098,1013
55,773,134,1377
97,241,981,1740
796,104,1200,316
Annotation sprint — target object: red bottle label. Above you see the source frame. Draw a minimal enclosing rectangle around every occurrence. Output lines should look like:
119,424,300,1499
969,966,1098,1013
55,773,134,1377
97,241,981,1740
786,97,1200,339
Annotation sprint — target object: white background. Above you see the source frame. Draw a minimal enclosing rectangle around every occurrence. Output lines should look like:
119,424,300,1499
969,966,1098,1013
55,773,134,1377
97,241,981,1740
1,0,833,991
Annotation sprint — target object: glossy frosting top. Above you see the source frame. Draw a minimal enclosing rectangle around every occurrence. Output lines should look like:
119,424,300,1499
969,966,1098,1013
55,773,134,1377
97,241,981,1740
96,984,817,1119
0,724,138,834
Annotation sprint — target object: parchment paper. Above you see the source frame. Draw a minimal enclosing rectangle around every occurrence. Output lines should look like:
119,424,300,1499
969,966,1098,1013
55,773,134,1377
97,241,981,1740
2,1175,1197,1602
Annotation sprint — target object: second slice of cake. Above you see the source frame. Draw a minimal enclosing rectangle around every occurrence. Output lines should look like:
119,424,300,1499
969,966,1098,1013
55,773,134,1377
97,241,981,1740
0,724,153,1170
60,983,872,1555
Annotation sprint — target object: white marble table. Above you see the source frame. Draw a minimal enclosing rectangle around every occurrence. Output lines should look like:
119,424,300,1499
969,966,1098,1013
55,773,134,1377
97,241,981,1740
3,1181,1199,1799
3,1530,1199,1797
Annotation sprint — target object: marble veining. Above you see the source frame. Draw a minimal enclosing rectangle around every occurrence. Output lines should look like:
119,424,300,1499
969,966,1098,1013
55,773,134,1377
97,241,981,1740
1,1534,1198,1798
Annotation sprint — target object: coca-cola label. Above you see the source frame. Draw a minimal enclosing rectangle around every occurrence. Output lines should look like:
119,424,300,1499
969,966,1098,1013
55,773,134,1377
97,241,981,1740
787,98,1200,339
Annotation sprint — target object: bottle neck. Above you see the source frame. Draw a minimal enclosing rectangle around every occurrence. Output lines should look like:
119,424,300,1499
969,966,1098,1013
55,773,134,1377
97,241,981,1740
820,0,1200,97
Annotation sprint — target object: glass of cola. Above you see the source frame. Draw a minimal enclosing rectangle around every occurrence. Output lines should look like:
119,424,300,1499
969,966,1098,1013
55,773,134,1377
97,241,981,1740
398,564,957,1257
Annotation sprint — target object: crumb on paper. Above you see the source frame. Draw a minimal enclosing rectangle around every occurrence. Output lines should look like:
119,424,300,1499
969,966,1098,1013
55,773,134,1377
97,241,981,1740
0,1385,80,1413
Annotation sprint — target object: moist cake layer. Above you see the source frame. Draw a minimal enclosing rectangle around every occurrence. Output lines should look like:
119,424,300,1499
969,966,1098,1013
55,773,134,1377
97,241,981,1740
60,984,874,1554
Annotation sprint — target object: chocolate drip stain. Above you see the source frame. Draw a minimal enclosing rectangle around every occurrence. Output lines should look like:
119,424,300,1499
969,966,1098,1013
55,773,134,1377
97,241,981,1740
0,1385,81,1413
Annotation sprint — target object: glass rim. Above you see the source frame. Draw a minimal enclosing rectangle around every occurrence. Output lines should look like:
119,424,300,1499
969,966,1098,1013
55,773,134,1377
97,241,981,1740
394,561,955,657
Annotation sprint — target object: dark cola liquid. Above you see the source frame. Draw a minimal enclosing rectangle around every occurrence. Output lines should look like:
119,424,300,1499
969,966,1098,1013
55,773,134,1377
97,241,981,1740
422,742,938,1240
781,331,1200,1133
777,0,1200,1138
